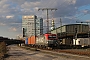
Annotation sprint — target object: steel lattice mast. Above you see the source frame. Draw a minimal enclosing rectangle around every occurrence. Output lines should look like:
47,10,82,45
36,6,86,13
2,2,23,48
38,8,57,33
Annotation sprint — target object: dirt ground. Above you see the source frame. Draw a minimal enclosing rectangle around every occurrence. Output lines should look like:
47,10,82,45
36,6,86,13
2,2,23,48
5,45,90,60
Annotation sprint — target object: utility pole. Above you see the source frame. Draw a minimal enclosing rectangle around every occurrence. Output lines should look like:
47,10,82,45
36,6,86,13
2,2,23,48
60,18,62,33
38,8,57,33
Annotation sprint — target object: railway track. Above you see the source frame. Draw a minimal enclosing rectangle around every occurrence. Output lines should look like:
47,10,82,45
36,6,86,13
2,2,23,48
21,45,90,57
53,49,90,56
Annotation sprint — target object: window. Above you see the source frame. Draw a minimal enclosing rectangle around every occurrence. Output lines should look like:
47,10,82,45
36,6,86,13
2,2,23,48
77,34,88,38
78,41,80,44
48,35,56,39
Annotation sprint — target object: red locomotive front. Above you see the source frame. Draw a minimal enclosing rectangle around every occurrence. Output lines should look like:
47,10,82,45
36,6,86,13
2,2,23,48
44,33,58,47
44,33,57,40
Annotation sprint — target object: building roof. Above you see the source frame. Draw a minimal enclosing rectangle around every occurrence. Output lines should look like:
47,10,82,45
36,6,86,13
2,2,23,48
63,24,88,26
50,24,89,31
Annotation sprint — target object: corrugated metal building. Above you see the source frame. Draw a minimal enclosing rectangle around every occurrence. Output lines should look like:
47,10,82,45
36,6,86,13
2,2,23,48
51,24,89,35
51,24,89,45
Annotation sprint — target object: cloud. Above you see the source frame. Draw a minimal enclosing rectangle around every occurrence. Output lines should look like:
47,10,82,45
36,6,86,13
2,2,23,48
9,27,17,32
0,0,90,18
6,15,14,19
0,0,90,38
86,20,90,22
79,9,90,15
0,23,6,26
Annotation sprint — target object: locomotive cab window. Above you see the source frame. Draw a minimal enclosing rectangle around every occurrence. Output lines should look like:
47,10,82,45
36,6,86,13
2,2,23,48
48,35,56,38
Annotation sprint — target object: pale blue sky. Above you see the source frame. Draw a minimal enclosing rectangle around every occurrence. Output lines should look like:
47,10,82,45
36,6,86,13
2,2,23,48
0,0,90,38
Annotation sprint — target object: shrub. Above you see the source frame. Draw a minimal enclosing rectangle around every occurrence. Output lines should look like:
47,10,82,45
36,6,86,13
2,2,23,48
0,42,7,55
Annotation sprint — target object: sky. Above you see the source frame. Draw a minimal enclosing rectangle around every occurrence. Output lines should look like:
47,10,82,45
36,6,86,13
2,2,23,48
0,0,90,39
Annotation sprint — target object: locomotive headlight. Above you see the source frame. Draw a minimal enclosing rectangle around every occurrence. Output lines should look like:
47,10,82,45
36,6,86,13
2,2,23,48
47,42,48,43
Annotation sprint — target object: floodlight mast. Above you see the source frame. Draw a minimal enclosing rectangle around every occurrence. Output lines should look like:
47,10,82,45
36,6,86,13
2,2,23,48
38,8,57,33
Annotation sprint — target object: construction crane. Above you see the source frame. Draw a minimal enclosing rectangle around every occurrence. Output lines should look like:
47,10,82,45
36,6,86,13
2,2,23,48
38,8,57,33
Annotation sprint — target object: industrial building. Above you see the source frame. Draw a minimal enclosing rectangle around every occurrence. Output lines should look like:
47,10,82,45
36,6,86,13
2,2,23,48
51,24,89,45
22,15,43,37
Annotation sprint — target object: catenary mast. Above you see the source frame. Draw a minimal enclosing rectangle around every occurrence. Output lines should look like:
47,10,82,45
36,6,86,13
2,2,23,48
38,8,57,33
